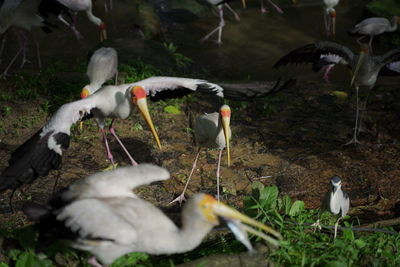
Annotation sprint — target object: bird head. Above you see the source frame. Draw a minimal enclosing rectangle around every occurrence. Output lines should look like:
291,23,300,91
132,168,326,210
99,22,107,41
130,86,161,149
220,105,231,167
330,176,342,193
196,194,282,248
80,87,91,99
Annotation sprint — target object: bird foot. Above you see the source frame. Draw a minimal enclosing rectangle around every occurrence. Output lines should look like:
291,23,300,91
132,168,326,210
102,162,118,172
19,58,31,69
260,8,268,14
88,256,103,267
311,220,322,232
234,14,241,21
168,194,187,206
0,71,9,80
344,137,362,146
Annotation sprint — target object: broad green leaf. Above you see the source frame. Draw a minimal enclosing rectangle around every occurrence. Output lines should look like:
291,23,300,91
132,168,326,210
164,105,181,115
288,200,305,216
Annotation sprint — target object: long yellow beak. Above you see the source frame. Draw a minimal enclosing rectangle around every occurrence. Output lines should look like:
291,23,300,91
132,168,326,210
332,17,336,36
222,116,230,167
135,98,162,149
350,49,367,87
99,22,107,41
242,0,246,8
213,201,282,247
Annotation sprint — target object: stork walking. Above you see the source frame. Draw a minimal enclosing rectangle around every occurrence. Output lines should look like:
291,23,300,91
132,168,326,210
170,105,231,205
323,0,339,37
0,85,160,209
201,0,244,44
23,164,281,267
0,0,54,77
274,41,400,144
348,16,399,51
38,0,107,41
313,176,350,239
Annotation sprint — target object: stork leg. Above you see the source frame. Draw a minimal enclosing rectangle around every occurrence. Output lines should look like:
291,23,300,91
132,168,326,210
100,127,116,167
323,11,329,36
114,71,119,85
260,0,268,13
216,149,223,201
16,32,30,69
201,5,225,44
333,217,342,239
57,15,83,40
322,64,334,83
357,87,372,135
311,219,322,231
1,47,23,79
109,120,138,166
345,85,361,145
368,36,374,53
33,37,42,72
88,256,103,267
224,3,240,21
169,148,201,206
9,187,18,213
0,35,6,65
265,0,283,13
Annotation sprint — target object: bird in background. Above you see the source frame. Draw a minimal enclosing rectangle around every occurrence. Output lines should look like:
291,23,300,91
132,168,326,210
38,0,107,41
273,41,400,144
0,85,160,210
259,0,283,14
323,0,339,37
348,16,400,51
0,0,55,77
201,0,245,44
23,164,282,267
170,105,231,206
313,176,350,239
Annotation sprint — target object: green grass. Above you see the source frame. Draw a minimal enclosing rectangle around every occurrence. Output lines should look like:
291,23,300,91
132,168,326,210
1,184,398,266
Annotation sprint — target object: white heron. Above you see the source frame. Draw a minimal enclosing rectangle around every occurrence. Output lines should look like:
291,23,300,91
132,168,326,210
0,0,54,77
323,0,339,36
38,0,107,41
313,176,350,239
170,105,231,205
348,16,399,50
0,85,160,206
274,41,400,144
23,164,282,267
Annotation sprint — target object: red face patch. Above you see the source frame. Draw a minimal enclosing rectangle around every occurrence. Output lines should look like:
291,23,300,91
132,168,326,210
99,22,106,30
330,11,337,18
131,86,147,100
220,109,231,118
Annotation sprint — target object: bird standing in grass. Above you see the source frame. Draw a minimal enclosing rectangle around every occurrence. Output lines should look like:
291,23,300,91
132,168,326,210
313,176,350,239
170,105,231,205
348,16,400,51
23,164,282,267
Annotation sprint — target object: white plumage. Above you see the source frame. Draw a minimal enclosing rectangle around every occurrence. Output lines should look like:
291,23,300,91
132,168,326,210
23,164,281,266
323,0,339,36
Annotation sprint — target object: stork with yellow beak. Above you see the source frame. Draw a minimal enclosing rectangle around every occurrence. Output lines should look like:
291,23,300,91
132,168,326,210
170,105,231,205
323,0,339,37
23,164,281,267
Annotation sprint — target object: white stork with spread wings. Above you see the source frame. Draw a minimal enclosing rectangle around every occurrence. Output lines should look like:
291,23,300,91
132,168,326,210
0,85,160,207
23,164,281,267
274,41,400,144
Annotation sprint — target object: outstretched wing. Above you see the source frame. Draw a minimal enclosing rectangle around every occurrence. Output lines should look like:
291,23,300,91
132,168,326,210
0,98,96,192
220,79,296,100
274,41,355,71
132,76,224,101
379,61,400,76
376,47,400,71
61,164,170,201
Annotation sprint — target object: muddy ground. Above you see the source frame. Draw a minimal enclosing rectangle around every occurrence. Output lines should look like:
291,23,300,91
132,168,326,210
1,0,400,229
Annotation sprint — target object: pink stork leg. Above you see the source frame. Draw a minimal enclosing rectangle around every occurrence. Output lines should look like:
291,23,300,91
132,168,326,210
169,148,201,206
201,5,225,44
57,15,83,40
265,0,283,13
0,47,22,79
224,3,240,21
216,149,223,201
345,85,361,145
100,127,116,167
260,0,268,13
109,120,138,166
88,256,103,267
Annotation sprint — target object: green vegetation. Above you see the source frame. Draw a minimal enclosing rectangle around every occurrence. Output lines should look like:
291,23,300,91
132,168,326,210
1,184,398,266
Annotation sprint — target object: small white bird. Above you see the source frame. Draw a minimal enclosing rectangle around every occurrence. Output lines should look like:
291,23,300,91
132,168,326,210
318,176,350,239
23,164,282,267
323,0,339,36
170,105,231,205
348,16,400,50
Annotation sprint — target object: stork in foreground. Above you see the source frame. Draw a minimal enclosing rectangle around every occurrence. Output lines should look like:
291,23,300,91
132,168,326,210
273,41,400,144
0,85,160,209
80,77,224,167
323,0,339,36
39,0,107,41
23,164,282,267
201,0,244,44
170,105,231,205
0,0,54,77
313,176,350,239
348,16,399,51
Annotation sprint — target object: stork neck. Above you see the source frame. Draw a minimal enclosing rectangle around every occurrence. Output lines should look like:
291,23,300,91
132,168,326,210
86,9,102,26
389,18,398,32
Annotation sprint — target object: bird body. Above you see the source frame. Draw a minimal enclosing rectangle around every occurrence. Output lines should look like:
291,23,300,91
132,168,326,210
323,0,339,10
195,111,231,150
24,164,281,266
83,47,118,95
349,16,399,37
